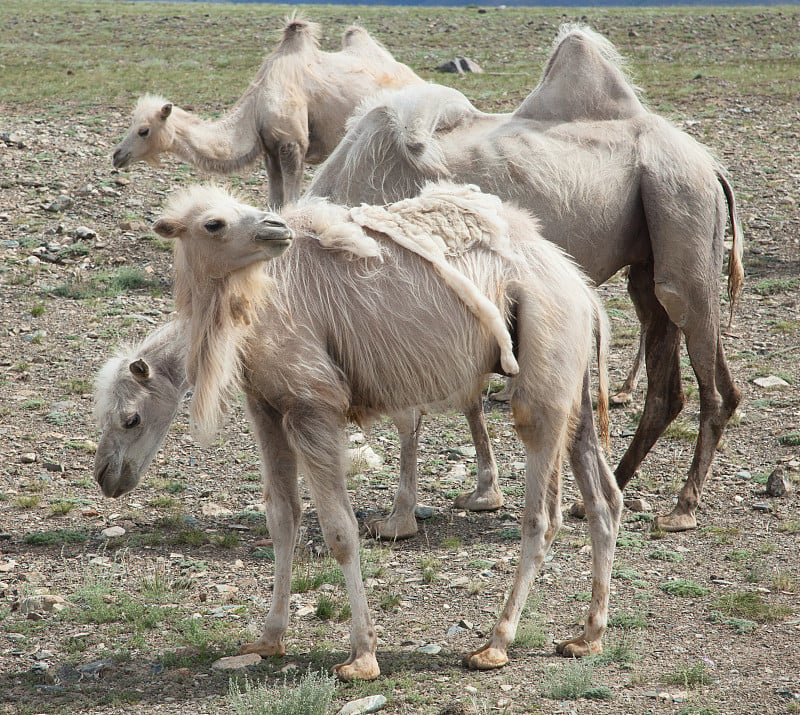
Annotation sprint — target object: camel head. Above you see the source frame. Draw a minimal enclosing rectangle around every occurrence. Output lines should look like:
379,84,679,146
93,323,188,498
153,185,294,279
112,94,176,169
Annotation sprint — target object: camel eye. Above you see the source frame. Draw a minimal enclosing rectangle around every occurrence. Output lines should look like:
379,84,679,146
124,413,141,429
137,126,150,138
204,219,225,233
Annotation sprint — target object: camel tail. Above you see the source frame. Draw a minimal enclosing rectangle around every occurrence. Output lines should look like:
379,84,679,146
593,294,611,451
717,169,744,327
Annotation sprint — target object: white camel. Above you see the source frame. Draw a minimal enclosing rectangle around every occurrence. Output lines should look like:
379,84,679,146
94,182,621,680
309,24,744,533
111,17,421,208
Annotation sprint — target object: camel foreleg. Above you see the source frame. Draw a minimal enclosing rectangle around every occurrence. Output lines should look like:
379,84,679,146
284,400,380,681
239,398,302,657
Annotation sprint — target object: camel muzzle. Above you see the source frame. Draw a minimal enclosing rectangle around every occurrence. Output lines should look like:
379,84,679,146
112,148,130,169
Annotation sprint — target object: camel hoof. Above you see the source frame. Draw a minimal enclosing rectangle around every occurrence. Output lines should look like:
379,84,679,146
610,391,633,406
239,639,286,657
555,636,602,658
463,645,509,670
453,488,504,512
653,509,697,533
366,515,418,540
333,654,380,681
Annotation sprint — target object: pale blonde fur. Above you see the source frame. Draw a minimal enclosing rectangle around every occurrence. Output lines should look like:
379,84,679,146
112,18,422,208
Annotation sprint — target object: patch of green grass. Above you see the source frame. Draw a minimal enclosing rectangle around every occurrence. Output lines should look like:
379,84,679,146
666,662,713,689
379,592,402,612
20,398,45,410
440,536,463,550
707,611,757,634
778,519,800,535
609,610,647,630
753,277,799,295
419,555,440,584
214,532,241,549
49,500,75,516
660,580,710,598
60,379,92,394
228,670,337,715
47,267,161,300
64,439,96,453
771,320,800,335
24,529,87,545
701,525,740,545
292,557,343,593
29,303,46,317
648,549,684,563
542,660,613,701
15,495,41,509
778,432,800,447
174,529,208,547
713,591,791,622
663,417,698,442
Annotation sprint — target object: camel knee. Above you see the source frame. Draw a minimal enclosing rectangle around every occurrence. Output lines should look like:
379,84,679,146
653,281,688,329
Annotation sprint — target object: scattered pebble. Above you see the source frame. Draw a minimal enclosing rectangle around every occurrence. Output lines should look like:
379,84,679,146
753,375,789,390
211,653,262,670
414,505,435,520
101,526,126,538
19,452,37,464
418,644,442,655
765,467,789,497
336,694,387,715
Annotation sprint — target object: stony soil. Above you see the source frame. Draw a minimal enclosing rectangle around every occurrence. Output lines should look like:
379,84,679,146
0,5,799,715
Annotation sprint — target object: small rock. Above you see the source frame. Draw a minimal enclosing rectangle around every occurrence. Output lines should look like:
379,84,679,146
77,660,112,678
765,467,789,497
295,605,315,617
101,526,126,538
736,469,752,479
201,502,233,517
0,559,18,573
348,445,383,472
336,694,388,715
752,502,772,513
75,226,97,240
458,619,473,629
436,57,483,75
447,624,466,636
19,452,37,463
624,498,651,513
211,653,262,670
44,195,73,213
753,375,789,390
448,576,470,588
418,644,442,655
16,594,70,615
414,505,435,520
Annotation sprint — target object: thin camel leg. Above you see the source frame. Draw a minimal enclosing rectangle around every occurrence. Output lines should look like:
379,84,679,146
369,409,423,540
239,398,302,657
453,397,504,511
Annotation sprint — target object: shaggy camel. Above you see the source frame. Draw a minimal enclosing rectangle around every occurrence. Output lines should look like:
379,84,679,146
95,182,621,679
111,18,421,208
309,26,744,533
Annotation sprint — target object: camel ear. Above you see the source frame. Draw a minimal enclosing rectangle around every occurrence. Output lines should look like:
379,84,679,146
152,217,183,238
129,359,150,382
159,103,173,120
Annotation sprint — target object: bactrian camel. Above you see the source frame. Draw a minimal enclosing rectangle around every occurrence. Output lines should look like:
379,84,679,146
94,182,621,680
309,24,744,533
111,17,421,208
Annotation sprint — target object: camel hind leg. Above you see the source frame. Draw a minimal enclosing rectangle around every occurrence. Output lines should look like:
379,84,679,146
453,397,504,512
614,262,685,491
641,173,741,531
557,373,622,656
464,389,569,671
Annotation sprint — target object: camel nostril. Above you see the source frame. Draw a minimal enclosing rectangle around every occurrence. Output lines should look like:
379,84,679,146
95,461,109,485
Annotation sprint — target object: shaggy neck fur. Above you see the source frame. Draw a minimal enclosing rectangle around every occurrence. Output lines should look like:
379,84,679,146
174,249,269,444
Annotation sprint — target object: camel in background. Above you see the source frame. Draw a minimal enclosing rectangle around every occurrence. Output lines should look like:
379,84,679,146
95,182,620,679
111,17,421,207
310,25,744,533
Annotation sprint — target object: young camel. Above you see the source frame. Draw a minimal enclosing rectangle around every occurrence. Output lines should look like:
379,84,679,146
309,26,744,534
111,18,421,208
95,182,621,680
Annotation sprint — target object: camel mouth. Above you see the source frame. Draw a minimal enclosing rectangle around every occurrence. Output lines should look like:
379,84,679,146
256,227,294,246
112,149,130,169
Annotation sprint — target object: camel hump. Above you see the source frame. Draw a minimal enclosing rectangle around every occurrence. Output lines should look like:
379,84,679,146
516,24,646,122
278,14,320,49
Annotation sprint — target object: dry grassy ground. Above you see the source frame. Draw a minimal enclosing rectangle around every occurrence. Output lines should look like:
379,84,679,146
1,2,799,714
